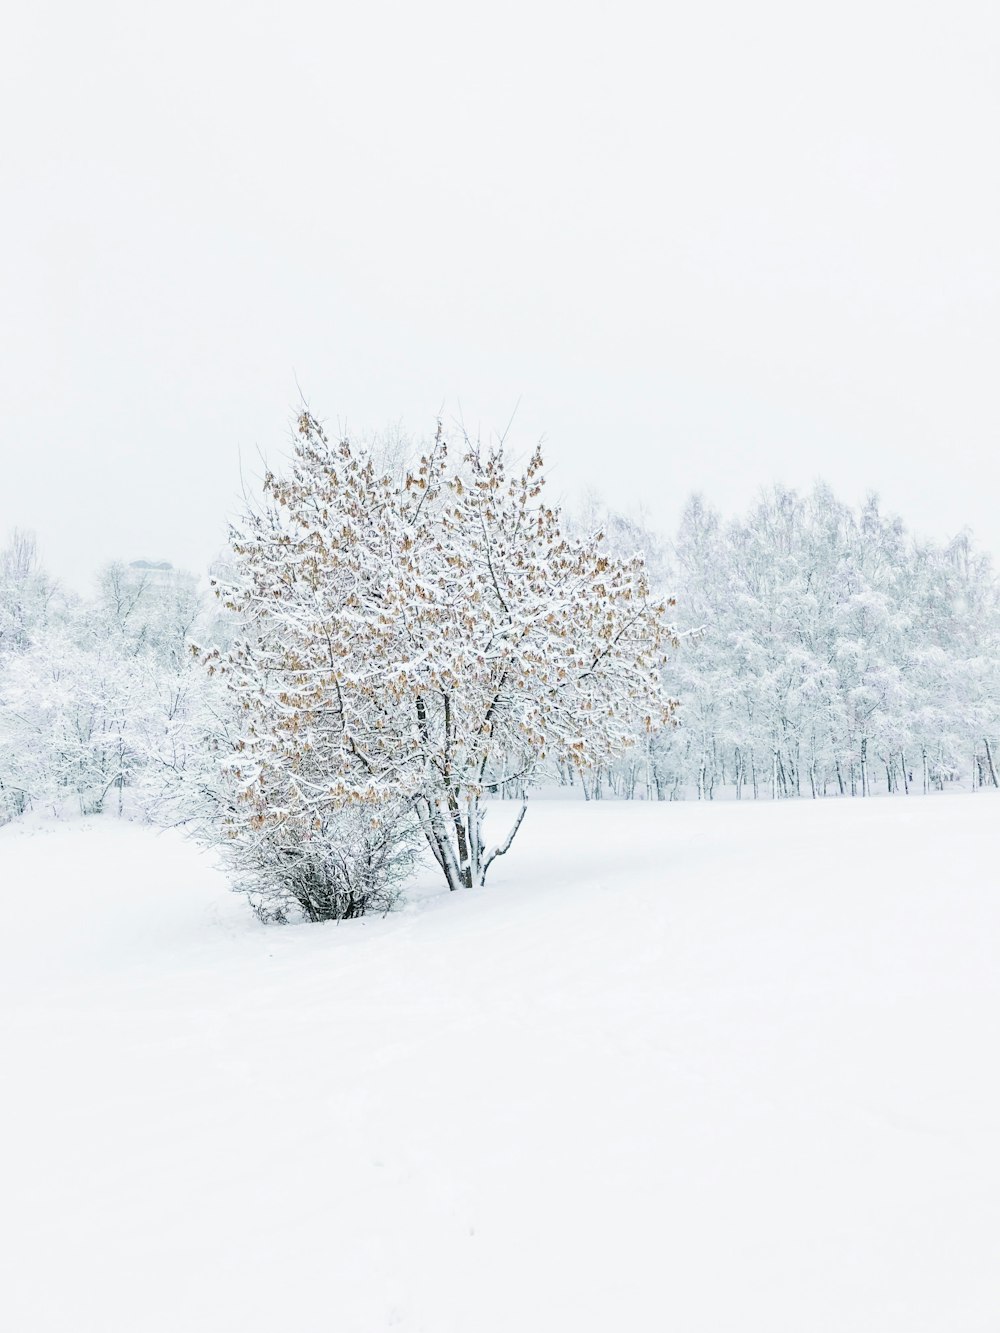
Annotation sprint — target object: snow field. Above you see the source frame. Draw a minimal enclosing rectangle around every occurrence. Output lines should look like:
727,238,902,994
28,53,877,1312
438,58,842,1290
2,795,999,1331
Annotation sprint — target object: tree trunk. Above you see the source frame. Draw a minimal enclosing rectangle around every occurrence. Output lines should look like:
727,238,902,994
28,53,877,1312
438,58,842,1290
414,793,527,891
985,739,998,788
413,797,465,892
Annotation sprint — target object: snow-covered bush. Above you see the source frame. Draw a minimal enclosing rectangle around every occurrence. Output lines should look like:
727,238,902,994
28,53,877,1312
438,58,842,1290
222,802,419,923
146,643,420,923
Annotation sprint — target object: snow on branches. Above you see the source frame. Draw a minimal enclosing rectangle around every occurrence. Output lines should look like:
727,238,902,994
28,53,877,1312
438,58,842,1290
212,413,678,891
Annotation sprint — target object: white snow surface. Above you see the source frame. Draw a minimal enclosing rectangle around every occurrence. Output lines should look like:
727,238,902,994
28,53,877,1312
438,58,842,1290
2,796,999,1332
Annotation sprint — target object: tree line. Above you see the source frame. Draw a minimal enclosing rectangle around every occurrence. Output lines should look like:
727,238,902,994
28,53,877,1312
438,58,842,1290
585,485,1000,803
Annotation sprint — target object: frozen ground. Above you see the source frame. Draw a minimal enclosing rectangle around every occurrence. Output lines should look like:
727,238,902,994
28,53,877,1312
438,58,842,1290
2,795,999,1332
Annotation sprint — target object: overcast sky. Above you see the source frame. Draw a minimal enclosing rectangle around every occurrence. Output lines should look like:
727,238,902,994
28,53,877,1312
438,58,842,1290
2,0,997,588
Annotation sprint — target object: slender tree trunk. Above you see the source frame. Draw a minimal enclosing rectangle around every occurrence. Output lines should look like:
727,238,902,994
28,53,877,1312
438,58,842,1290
446,788,473,888
413,797,464,892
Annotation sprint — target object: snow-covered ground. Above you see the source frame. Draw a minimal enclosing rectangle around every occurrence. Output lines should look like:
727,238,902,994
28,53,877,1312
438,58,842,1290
2,795,999,1332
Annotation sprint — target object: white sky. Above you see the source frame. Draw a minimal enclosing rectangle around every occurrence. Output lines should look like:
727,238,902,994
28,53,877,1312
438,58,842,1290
2,0,997,588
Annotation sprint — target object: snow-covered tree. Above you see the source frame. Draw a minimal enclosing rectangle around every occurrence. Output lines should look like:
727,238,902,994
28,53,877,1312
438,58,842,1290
0,558,213,819
0,530,58,656
656,484,1000,801
209,413,678,893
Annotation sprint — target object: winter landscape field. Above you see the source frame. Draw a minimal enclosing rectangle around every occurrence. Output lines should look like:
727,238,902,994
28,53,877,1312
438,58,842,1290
4,793,999,1332
4,2,998,1329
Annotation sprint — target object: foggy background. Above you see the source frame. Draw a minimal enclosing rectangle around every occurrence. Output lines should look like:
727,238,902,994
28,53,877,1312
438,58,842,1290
2,0,997,588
